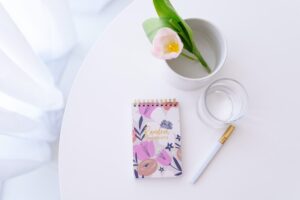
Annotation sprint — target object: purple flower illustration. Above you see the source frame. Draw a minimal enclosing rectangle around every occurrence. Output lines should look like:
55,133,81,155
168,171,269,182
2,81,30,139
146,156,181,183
156,149,171,166
139,106,156,119
133,141,155,161
160,120,173,129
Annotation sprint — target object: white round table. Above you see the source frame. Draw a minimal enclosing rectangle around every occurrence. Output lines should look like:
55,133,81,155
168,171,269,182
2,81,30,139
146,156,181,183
59,0,300,199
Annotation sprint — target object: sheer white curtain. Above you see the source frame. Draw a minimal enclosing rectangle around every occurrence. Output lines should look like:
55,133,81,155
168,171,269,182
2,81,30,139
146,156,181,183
68,0,113,13
0,4,63,109
0,3,66,182
0,0,76,61
0,0,132,199
0,135,52,180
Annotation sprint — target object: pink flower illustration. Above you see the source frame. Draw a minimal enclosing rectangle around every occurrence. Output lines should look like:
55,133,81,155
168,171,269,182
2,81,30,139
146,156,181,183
163,104,172,111
133,141,155,161
132,129,137,143
139,106,156,119
156,149,171,166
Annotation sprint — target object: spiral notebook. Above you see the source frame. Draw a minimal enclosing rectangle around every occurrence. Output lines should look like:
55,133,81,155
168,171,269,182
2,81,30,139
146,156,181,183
132,99,182,179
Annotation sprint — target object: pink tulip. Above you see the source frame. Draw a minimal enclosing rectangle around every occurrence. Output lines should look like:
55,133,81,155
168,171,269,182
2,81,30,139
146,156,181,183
151,28,183,60
133,141,155,161
156,149,172,166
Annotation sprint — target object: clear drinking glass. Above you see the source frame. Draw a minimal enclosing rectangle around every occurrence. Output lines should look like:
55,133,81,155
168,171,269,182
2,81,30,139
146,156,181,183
197,78,248,128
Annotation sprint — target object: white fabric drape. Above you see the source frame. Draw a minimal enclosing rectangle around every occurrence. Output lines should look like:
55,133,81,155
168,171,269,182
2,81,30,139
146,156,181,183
0,0,132,197
0,5,63,110
1,162,60,200
0,0,77,61
0,95,55,141
0,135,52,180
0,181,3,198
0,51,63,111
0,4,63,181
67,0,113,13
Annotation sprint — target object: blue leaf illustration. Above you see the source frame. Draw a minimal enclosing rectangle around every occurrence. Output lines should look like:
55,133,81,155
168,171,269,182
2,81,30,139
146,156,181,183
175,172,182,176
139,116,143,129
135,135,142,141
134,169,139,178
141,125,147,133
141,134,145,140
134,152,138,163
134,128,141,135
175,143,181,148
173,157,182,171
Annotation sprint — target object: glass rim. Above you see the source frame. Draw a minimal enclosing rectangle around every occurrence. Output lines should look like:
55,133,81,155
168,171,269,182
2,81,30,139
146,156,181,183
203,78,249,124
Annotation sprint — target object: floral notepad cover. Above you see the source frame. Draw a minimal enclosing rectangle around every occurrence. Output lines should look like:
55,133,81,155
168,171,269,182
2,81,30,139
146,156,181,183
132,100,182,179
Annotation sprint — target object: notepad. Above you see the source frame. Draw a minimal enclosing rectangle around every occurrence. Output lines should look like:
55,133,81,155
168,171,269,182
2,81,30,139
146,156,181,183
132,99,182,178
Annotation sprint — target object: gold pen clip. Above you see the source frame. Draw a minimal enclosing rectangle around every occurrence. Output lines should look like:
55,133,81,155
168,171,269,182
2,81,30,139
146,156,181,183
219,125,235,144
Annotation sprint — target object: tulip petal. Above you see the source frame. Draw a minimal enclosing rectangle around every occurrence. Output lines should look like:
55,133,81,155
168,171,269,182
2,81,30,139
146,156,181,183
151,28,183,60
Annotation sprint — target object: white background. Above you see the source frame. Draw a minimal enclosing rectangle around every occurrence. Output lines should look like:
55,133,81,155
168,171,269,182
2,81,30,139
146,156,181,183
59,0,300,199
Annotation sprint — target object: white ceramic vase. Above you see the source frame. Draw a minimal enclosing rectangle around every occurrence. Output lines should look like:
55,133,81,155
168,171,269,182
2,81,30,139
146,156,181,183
163,18,227,90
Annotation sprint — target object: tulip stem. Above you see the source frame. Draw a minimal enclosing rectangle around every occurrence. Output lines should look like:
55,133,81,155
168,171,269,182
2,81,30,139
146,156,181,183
193,49,211,73
181,52,198,61
181,52,211,73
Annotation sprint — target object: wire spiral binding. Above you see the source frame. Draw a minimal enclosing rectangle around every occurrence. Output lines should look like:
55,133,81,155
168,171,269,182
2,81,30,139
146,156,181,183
133,99,178,107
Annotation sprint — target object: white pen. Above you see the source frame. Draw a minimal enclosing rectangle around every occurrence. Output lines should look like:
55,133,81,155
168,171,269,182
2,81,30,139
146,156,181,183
191,125,235,184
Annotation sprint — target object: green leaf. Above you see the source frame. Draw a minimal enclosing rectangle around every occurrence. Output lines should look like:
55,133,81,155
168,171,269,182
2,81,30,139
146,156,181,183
142,18,172,41
193,48,211,73
153,0,192,49
152,0,211,73
167,18,193,52
153,0,178,19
